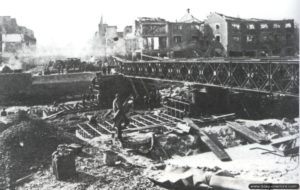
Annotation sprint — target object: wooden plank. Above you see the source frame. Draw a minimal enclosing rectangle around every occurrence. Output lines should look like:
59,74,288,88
97,123,113,134
145,115,184,133
144,115,166,123
43,110,64,120
105,120,114,127
123,122,171,133
62,105,71,111
200,131,232,161
154,114,176,123
77,104,84,109
160,113,182,122
129,123,141,128
77,124,93,138
212,113,235,120
163,104,185,113
136,115,159,125
168,97,190,105
131,117,147,126
184,118,231,161
227,121,270,144
65,105,74,110
86,123,103,136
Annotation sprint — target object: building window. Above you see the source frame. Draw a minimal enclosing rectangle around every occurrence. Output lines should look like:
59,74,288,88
216,24,220,29
215,35,220,42
231,23,240,30
285,23,292,28
174,25,183,30
246,35,254,42
273,23,281,28
247,24,255,30
261,35,268,41
174,36,182,43
159,37,167,49
274,34,280,42
260,24,268,29
233,36,240,42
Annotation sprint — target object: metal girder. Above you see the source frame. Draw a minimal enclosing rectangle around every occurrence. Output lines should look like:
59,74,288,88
115,58,299,97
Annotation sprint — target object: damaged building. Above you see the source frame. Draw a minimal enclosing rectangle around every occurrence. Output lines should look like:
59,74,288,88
93,16,125,56
205,12,298,57
0,16,36,54
95,10,298,59
133,9,205,58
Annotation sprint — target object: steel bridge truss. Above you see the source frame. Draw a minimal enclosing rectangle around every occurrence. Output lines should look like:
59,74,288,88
114,59,299,97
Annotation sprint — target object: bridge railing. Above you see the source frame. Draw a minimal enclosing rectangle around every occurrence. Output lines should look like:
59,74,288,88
113,58,299,97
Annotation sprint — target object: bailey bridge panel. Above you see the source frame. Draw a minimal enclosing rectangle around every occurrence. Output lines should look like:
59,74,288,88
115,60,299,96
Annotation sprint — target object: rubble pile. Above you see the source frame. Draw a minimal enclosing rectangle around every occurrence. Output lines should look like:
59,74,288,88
0,113,83,189
203,118,299,148
159,85,191,101
20,146,165,190
152,133,203,158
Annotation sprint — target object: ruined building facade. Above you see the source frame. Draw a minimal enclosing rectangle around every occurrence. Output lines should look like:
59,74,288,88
205,12,297,57
97,11,298,58
0,16,36,54
132,10,205,58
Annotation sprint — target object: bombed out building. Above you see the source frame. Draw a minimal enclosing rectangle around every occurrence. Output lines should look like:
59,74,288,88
132,9,205,58
205,12,297,57
0,16,36,54
119,11,299,59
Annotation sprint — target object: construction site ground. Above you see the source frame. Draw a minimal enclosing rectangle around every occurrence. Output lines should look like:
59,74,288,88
0,102,299,189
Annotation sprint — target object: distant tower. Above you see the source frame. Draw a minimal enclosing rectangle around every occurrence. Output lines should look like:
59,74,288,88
98,15,106,38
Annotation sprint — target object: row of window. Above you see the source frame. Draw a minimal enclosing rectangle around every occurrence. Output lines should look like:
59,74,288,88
228,22,292,30
173,24,201,31
216,34,293,42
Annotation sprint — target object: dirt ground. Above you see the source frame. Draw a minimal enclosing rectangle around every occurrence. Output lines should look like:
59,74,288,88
17,146,166,190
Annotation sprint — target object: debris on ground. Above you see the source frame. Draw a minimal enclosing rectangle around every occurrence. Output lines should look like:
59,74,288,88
0,112,86,189
1,97,298,190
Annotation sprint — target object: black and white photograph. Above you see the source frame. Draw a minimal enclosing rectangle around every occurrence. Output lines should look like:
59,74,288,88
0,0,299,189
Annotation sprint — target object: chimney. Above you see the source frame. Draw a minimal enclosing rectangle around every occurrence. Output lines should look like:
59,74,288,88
187,8,190,13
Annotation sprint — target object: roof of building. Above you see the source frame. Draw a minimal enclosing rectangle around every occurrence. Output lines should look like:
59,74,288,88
213,12,293,22
137,17,167,23
178,9,202,23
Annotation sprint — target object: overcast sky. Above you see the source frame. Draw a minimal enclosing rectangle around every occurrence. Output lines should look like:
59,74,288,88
0,0,299,50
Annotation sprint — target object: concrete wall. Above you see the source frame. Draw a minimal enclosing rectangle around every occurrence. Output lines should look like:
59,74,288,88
0,72,97,105
0,73,32,95
32,72,96,84
30,72,96,100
